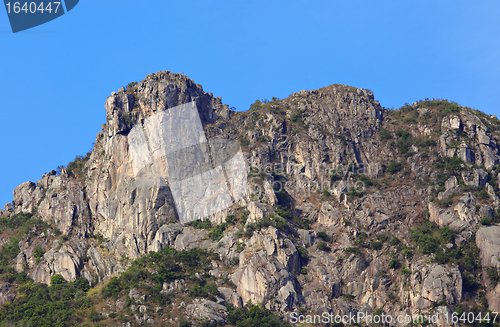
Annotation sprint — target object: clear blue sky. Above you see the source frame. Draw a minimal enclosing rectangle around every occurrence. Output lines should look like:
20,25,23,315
1,1,499,206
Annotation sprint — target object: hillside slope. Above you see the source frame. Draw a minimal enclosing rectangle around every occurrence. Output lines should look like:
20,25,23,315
1,71,500,326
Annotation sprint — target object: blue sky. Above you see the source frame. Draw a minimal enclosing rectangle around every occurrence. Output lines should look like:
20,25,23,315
1,0,499,206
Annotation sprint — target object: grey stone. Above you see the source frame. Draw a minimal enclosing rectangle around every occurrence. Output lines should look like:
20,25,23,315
297,229,316,248
218,287,243,308
185,298,228,324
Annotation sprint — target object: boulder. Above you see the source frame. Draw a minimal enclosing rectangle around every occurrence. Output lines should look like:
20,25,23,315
428,203,468,230
0,284,16,306
149,223,182,252
185,298,228,324
218,287,243,308
231,227,301,310
476,225,500,269
13,181,40,213
462,168,489,187
409,262,462,313
297,229,316,248
441,115,462,130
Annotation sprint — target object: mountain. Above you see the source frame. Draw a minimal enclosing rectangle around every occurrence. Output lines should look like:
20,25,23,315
1,70,500,326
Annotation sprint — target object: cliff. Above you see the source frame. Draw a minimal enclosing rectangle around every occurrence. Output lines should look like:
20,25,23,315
1,71,500,326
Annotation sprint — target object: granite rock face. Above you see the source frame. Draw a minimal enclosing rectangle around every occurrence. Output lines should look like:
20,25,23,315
409,262,462,312
4,73,500,321
231,226,301,311
477,225,500,313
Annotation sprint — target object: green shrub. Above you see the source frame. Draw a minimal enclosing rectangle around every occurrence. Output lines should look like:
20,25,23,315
377,234,390,243
415,99,460,117
346,187,363,197
296,245,309,264
239,135,250,147
481,217,493,225
188,283,220,300
51,274,67,285
127,81,138,89
291,109,307,128
436,196,454,208
33,246,45,264
0,276,93,326
0,237,21,268
386,161,403,174
275,206,293,220
403,117,418,124
369,241,382,250
329,171,341,181
478,189,489,200
410,223,440,255
189,220,212,229
299,218,311,230
226,303,291,327
389,237,400,246
344,247,361,256
317,242,329,252
102,277,122,298
356,174,376,187
379,129,392,140
342,293,355,301
179,319,192,327
65,151,92,178
439,226,458,243
487,267,500,287
388,258,401,269
88,311,104,323
250,99,262,111
317,231,330,242
402,249,413,259
244,223,257,238
0,245,223,326
121,113,133,124
207,223,227,241
435,156,463,170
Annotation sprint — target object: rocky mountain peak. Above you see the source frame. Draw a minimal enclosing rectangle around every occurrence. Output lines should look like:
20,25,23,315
3,73,500,325
104,70,231,137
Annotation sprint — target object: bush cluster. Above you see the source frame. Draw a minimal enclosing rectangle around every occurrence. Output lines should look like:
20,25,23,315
226,302,291,327
101,246,220,305
0,275,91,326
410,221,481,273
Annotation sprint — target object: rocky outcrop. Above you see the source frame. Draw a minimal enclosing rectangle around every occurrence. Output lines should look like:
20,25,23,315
5,73,500,320
477,225,500,269
462,169,489,187
11,170,91,236
30,239,87,284
409,262,462,313
185,298,228,324
13,181,41,214
218,287,243,308
476,225,500,312
231,226,301,310
83,72,236,265
149,223,182,252
428,200,477,230
0,285,15,306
